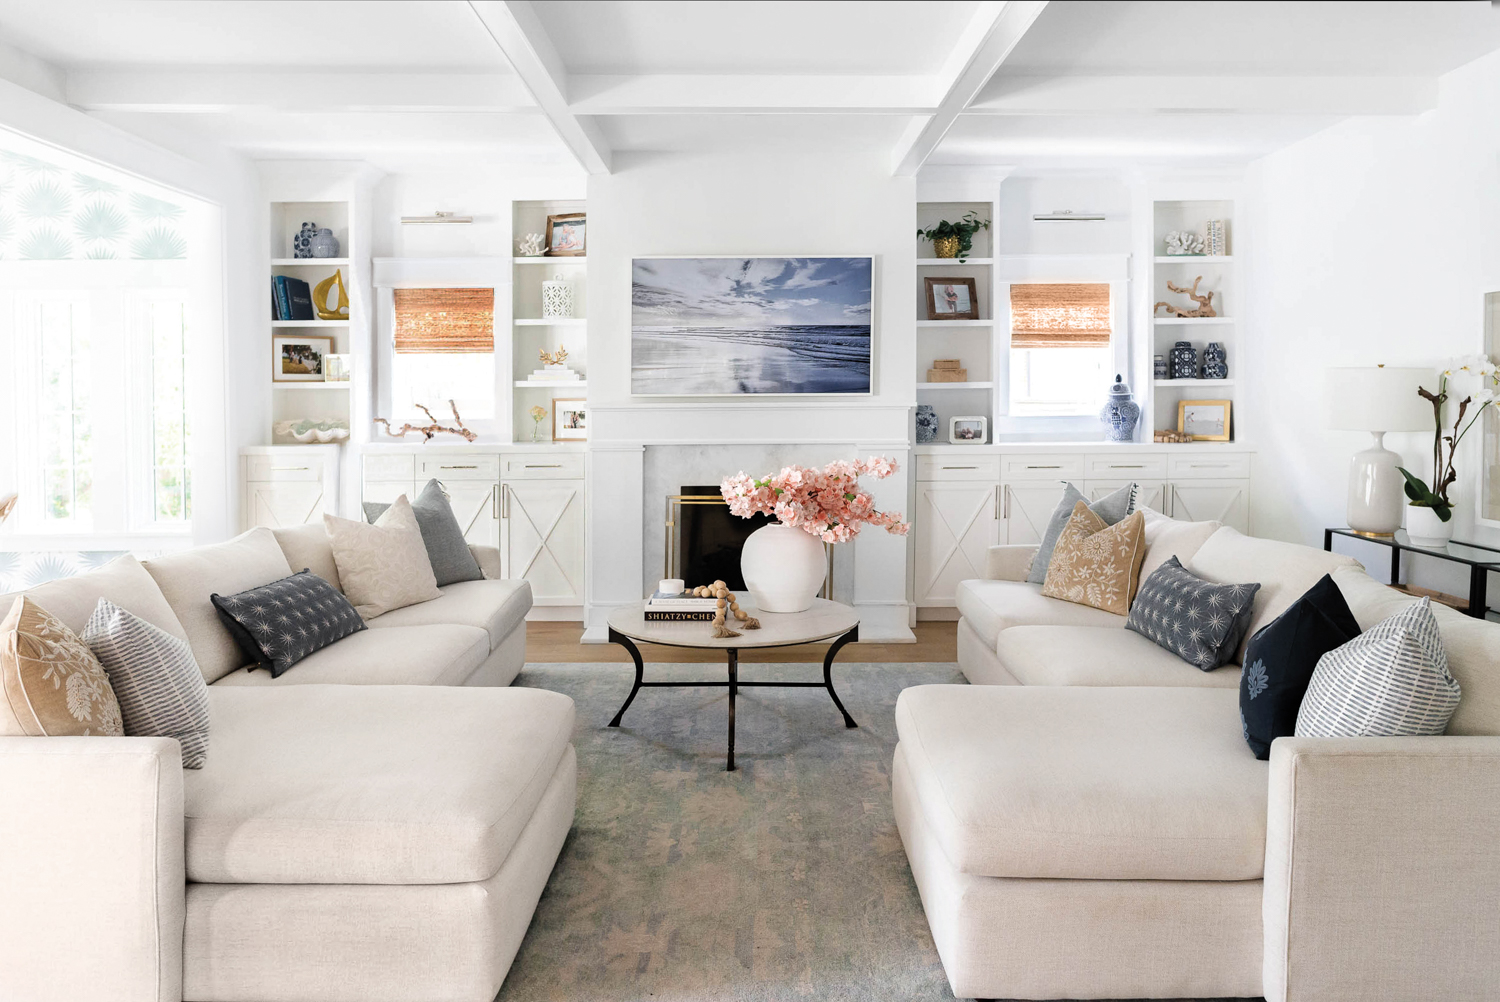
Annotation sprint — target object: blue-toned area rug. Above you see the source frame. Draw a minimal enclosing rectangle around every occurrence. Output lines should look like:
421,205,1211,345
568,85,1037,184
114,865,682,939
504,661,1258,1002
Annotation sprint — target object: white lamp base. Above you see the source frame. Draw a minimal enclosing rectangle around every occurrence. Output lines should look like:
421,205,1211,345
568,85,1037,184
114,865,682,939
1347,431,1405,536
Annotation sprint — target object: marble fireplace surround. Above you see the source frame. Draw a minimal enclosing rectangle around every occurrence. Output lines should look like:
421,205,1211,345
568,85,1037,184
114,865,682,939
584,441,915,643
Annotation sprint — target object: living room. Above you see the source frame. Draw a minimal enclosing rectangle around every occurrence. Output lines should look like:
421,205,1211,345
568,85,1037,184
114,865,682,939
1,3,1498,1001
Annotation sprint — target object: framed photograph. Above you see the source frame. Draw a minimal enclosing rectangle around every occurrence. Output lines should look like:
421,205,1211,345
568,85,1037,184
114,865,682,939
924,277,979,320
272,335,333,382
545,213,586,256
323,353,351,382
1178,399,1232,442
553,398,587,440
631,256,873,395
949,415,988,444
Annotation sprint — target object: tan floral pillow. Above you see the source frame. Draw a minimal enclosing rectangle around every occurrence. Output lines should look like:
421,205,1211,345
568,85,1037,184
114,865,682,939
1,596,124,736
1041,503,1147,615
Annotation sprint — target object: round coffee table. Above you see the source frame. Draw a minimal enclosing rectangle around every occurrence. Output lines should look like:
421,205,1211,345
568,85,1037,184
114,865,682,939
606,598,860,771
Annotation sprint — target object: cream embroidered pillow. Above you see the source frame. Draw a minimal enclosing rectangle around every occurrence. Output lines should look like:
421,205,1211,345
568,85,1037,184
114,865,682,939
325,495,441,620
1,596,124,737
1041,503,1147,616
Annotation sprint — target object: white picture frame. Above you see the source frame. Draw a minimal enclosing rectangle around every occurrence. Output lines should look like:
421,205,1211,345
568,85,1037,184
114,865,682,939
949,415,987,444
553,398,587,440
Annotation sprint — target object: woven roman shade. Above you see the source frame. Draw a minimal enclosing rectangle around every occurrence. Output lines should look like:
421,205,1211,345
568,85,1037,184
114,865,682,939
1010,283,1111,349
393,288,494,354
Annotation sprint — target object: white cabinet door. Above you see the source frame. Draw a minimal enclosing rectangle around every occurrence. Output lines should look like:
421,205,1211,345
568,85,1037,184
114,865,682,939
1169,479,1249,533
1086,479,1168,514
914,481,1001,606
244,481,326,529
436,480,500,548
1002,482,1068,544
362,480,413,506
501,479,585,605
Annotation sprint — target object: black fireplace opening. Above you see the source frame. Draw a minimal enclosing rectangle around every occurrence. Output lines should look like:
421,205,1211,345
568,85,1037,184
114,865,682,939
676,485,773,590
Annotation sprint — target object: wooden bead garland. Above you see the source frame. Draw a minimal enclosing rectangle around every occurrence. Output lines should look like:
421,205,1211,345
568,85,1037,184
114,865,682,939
685,579,760,638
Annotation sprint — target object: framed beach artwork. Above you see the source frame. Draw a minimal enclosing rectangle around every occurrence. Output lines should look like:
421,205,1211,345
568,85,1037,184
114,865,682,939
1178,399,1232,441
924,276,979,320
631,256,873,395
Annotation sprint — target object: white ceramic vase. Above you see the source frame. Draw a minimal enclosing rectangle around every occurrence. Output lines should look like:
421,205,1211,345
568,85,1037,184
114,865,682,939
1405,504,1454,549
739,522,827,613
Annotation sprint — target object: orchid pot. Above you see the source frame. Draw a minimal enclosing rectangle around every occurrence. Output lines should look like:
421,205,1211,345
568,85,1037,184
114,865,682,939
1406,504,1455,549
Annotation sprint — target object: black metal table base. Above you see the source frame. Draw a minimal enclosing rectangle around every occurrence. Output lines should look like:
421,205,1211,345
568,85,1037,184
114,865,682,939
606,625,859,771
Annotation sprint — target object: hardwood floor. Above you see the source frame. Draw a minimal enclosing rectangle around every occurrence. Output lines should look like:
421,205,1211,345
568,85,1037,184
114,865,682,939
525,619,957,663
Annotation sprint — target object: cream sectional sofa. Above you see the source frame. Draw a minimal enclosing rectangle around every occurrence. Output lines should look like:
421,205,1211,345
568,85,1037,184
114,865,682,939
0,526,574,1002
900,521,1500,1001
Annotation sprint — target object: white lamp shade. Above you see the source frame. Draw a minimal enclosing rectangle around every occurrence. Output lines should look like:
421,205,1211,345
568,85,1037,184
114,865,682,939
1326,367,1433,432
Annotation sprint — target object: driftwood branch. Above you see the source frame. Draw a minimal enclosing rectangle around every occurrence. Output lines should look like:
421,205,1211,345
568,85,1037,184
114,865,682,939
373,399,478,443
1153,275,1218,318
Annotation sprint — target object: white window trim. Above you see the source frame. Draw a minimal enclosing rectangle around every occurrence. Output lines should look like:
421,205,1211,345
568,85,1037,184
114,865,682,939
992,255,1131,440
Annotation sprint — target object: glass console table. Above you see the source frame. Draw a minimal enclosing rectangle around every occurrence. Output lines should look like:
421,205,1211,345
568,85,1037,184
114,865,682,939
1324,528,1499,619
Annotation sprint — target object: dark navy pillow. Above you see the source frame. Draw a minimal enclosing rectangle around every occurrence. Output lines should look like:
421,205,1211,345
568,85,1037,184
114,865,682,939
211,569,366,678
1239,573,1361,759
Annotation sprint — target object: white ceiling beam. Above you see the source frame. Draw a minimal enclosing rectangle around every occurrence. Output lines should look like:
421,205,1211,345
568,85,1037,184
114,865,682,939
890,0,1048,177
569,74,940,114
970,75,1440,116
66,70,537,114
467,0,610,175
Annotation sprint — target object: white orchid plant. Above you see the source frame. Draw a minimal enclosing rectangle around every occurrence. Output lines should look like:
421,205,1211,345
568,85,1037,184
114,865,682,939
1397,354,1500,522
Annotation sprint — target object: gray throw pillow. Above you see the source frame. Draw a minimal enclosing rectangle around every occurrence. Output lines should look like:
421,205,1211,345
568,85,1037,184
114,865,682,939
1125,556,1259,670
83,599,212,768
1027,481,1138,584
1296,598,1460,738
364,479,483,587
210,570,366,678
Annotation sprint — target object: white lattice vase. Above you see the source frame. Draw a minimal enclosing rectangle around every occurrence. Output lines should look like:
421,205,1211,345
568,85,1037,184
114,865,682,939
739,522,827,614
541,275,575,318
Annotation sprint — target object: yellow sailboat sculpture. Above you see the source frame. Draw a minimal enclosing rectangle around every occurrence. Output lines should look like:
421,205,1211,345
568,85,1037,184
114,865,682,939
313,268,349,320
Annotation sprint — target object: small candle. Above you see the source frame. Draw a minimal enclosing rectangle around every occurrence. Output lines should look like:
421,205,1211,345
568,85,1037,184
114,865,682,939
658,578,685,596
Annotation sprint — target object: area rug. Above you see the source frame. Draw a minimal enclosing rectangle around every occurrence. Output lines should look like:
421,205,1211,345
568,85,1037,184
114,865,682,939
503,661,1257,1002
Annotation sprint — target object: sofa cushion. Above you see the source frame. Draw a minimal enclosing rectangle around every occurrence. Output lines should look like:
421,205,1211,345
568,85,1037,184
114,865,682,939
1139,506,1222,581
1126,556,1259,670
211,570,365,678
0,554,187,642
144,528,295,684
325,496,442,620
1027,482,1137,585
1041,505,1146,615
1333,566,1500,735
364,479,485,587
1,597,123,737
996,625,1241,689
894,684,1267,880
211,624,489,687
271,522,341,591
955,579,1124,650
183,684,575,884
1187,527,1360,664
367,579,532,651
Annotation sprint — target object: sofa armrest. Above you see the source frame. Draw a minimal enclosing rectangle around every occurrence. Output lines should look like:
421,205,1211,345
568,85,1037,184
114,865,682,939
0,737,185,1002
469,544,503,580
984,544,1037,582
1263,736,1500,1002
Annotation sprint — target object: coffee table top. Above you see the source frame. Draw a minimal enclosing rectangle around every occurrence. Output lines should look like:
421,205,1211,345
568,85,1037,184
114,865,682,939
608,598,858,650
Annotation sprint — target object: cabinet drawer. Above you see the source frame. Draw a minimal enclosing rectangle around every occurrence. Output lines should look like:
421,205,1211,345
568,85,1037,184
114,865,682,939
916,455,1000,482
1168,453,1250,480
246,455,324,482
1085,454,1167,479
502,454,584,480
418,455,500,481
1000,454,1086,481
364,454,415,481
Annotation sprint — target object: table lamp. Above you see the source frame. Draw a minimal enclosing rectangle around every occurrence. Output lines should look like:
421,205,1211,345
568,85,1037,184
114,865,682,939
1326,366,1433,536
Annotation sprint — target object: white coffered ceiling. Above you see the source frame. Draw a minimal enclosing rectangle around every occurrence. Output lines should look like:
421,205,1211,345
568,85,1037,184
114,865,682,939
1,0,1498,175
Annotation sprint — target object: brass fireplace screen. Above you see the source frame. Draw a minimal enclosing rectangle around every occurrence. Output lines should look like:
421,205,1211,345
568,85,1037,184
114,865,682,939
666,493,833,600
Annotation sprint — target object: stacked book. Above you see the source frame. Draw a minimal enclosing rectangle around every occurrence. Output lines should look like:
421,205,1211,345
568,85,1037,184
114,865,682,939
526,365,582,382
272,276,315,321
644,591,718,622
926,358,967,381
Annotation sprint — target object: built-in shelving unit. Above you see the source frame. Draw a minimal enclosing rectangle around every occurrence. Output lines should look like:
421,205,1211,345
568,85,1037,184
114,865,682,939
511,199,586,443
915,196,998,443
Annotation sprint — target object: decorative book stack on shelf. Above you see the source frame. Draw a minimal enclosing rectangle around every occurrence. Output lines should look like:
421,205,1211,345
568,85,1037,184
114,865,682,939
927,359,968,382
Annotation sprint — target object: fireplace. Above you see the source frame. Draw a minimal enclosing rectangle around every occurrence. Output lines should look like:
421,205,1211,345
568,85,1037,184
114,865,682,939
667,485,772,590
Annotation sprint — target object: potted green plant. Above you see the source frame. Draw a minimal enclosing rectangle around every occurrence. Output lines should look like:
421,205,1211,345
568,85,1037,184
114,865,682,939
1397,355,1499,546
917,210,990,262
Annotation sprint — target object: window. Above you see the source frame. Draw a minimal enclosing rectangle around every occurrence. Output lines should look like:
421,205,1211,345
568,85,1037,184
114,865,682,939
389,288,495,420
1008,282,1113,417
36,298,92,525
148,299,190,523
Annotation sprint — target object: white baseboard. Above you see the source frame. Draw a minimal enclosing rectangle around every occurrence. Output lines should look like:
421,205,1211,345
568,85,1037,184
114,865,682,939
526,606,584,622
854,603,916,643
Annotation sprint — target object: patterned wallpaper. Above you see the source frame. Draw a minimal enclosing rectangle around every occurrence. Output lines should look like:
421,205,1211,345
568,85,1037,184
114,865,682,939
0,551,130,594
0,149,187,261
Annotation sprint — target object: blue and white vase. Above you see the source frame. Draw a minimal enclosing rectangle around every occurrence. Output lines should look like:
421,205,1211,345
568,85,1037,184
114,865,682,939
915,404,939,444
1202,342,1228,380
1170,341,1198,380
309,228,340,258
294,221,317,259
1098,375,1140,443
1153,354,1169,379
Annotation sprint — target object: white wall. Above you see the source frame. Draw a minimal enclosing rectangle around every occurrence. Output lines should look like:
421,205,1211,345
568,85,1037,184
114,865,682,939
997,175,1132,256
1242,47,1500,594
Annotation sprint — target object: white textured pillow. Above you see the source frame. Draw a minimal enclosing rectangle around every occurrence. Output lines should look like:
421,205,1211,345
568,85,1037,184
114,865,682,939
1137,506,1222,583
324,495,441,619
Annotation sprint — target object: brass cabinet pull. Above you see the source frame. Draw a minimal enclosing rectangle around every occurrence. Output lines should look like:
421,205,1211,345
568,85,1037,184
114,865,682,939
270,466,310,472
943,465,977,470
525,463,562,468
441,464,478,470
491,485,498,519
1002,485,1011,519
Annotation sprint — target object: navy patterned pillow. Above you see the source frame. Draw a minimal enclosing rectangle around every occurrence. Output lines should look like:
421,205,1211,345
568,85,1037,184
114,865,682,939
211,569,365,678
1125,556,1259,670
